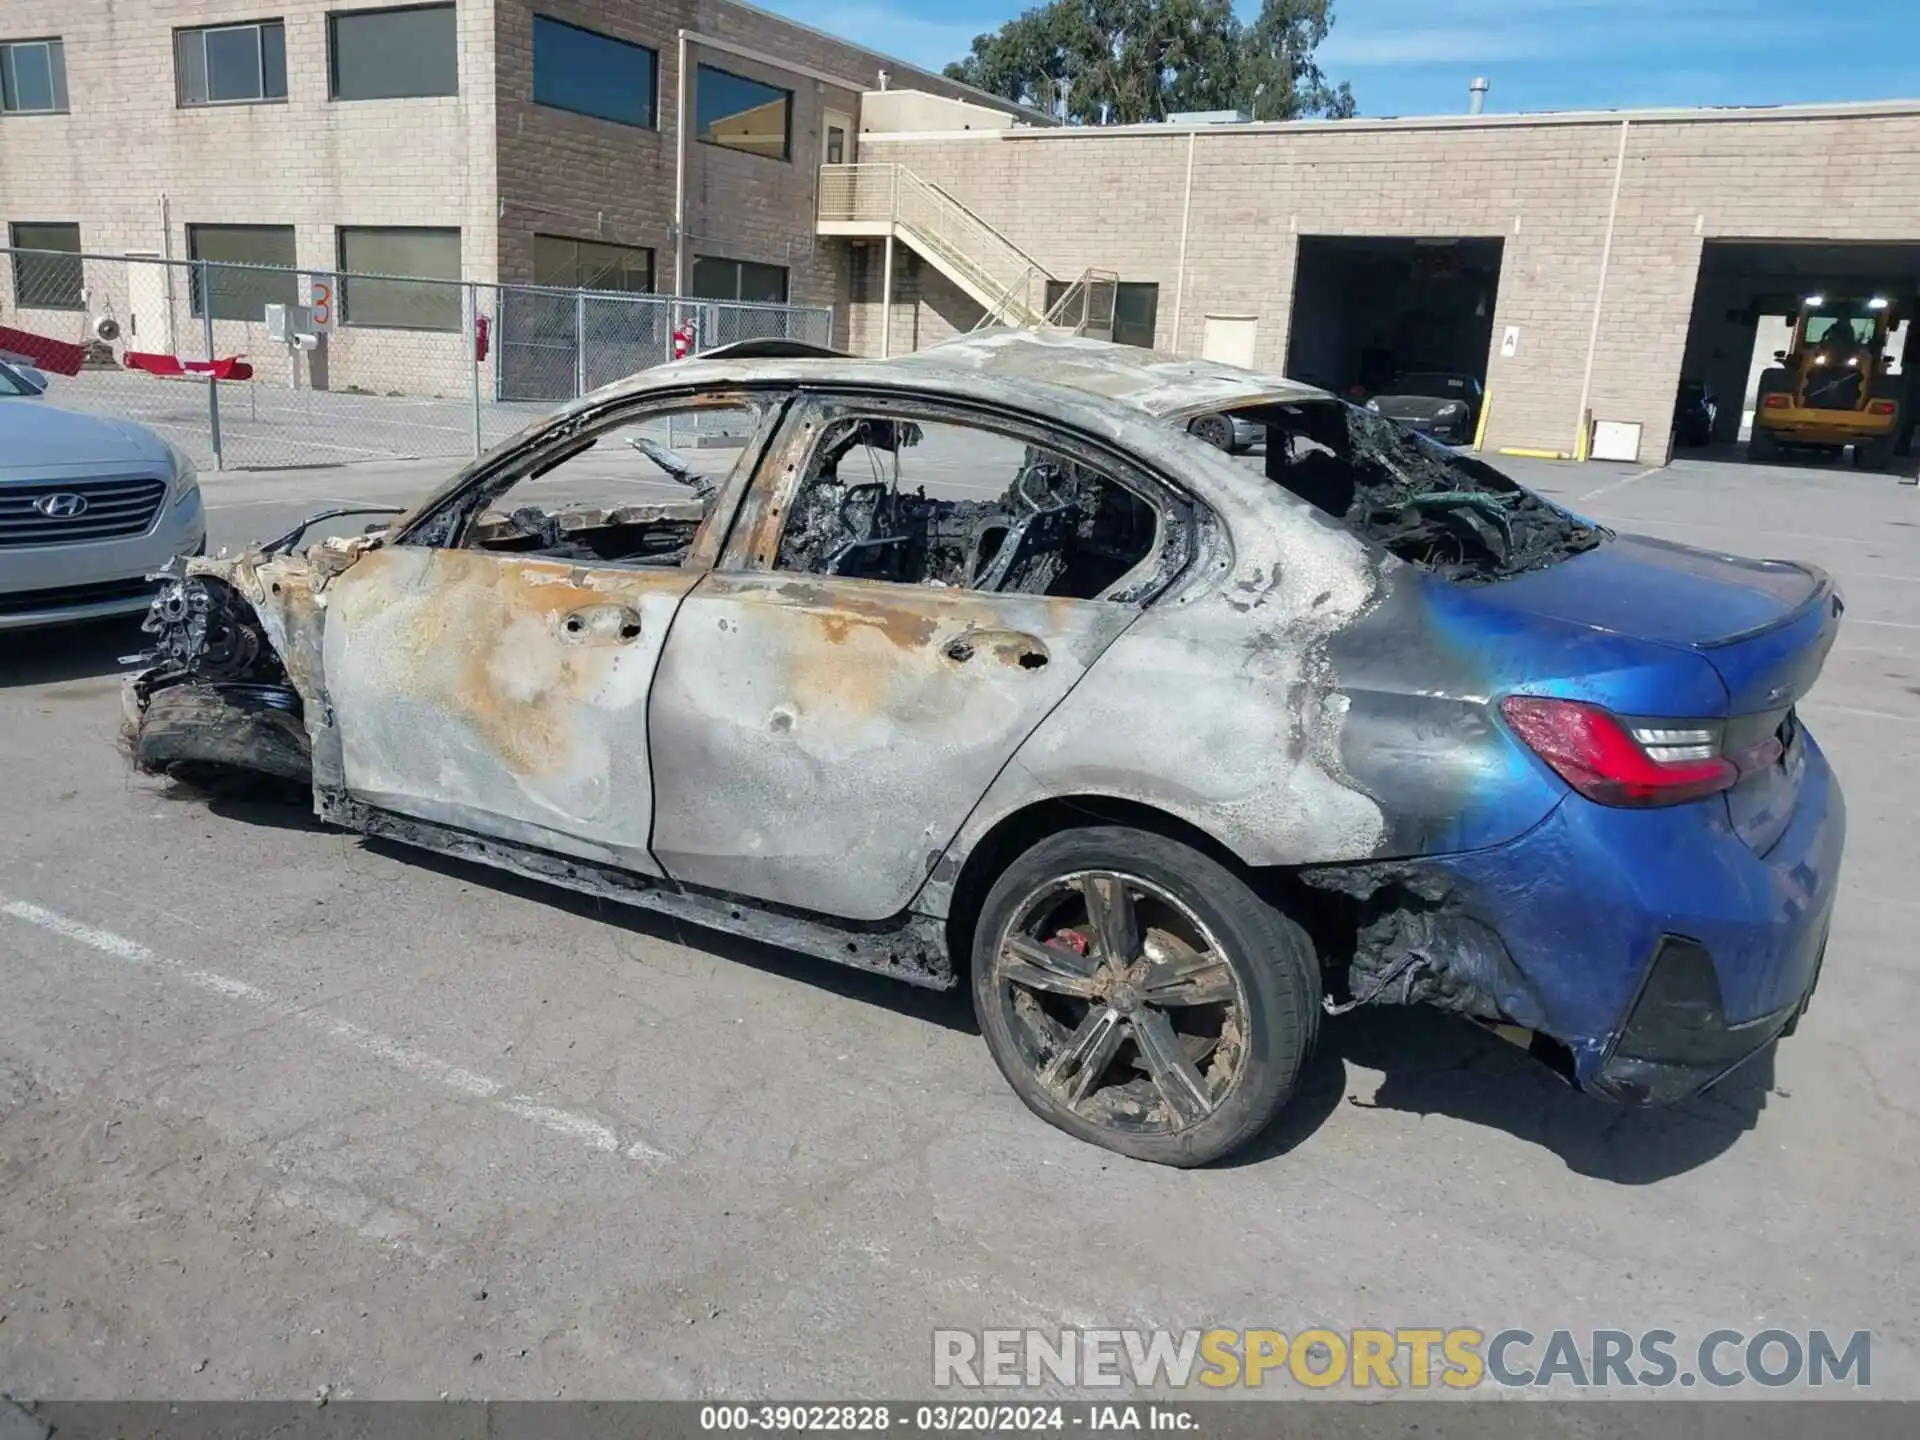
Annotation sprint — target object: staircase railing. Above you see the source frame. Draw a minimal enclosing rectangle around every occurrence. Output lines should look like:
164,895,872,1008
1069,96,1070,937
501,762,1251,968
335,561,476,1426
820,163,1054,327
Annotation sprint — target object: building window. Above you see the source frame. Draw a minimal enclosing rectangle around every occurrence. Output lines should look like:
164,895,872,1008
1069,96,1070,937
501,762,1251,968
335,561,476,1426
692,256,788,304
188,224,298,321
0,38,68,114
533,235,653,293
338,226,462,329
695,65,790,161
7,222,81,310
177,21,288,107
1045,279,1160,349
1113,282,1159,348
329,4,457,101
532,16,655,128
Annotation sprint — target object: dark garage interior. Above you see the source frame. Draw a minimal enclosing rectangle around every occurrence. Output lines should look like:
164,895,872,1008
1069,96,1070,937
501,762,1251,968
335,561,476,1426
1285,236,1505,397
1679,238,1920,461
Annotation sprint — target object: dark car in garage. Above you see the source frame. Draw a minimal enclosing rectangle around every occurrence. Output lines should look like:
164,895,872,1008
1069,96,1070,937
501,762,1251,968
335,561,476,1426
1673,379,1719,448
1366,372,1483,443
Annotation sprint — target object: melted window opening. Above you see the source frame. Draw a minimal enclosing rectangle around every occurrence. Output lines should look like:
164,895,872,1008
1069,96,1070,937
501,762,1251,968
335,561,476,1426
1229,399,1611,584
773,415,1157,599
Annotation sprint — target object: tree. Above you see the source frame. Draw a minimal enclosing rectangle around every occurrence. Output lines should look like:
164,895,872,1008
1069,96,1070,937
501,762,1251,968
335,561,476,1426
943,0,1356,125
1241,0,1356,121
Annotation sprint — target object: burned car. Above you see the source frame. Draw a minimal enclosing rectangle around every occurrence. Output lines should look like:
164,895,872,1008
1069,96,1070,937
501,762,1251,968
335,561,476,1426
123,331,1844,1167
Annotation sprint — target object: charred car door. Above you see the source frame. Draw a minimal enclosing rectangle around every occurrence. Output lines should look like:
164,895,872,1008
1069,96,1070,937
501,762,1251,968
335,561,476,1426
319,396,784,873
647,394,1188,921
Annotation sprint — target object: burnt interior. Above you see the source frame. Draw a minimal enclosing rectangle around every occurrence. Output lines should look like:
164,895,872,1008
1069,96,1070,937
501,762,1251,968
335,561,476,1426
466,503,703,565
460,434,717,566
1241,399,1609,583
774,417,1158,599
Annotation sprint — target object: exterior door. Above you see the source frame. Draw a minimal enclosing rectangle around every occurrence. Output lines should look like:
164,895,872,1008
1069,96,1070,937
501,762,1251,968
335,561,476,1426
323,548,702,873
320,395,781,874
823,109,854,167
647,400,1169,921
124,252,173,355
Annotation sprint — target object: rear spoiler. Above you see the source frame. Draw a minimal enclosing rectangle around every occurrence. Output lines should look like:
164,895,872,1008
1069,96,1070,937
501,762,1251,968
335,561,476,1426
1698,564,1843,712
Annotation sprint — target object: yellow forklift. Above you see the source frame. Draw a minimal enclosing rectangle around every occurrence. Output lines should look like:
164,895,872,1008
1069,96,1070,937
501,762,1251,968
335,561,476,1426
1750,294,1903,469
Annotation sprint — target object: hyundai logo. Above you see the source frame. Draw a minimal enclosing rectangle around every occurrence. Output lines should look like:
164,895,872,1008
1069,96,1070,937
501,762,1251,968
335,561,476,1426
33,492,88,519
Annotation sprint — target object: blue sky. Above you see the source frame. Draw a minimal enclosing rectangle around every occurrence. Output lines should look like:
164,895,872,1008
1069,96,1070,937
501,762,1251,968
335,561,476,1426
752,0,1920,117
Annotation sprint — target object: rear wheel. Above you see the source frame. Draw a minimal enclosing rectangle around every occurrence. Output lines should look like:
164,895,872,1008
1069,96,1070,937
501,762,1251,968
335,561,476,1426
1854,435,1898,471
971,826,1319,1167
1190,414,1236,451
1747,428,1780,463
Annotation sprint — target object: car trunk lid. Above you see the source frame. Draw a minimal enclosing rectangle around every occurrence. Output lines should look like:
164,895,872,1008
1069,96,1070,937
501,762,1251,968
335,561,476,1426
1484,533,1841,852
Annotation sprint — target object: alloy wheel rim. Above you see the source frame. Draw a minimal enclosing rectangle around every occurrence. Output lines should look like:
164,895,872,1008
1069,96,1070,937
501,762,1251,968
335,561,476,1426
993,870,1249,1135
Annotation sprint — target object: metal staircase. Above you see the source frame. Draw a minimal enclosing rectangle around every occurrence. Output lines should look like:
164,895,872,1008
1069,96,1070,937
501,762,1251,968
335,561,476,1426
818,163,1117,338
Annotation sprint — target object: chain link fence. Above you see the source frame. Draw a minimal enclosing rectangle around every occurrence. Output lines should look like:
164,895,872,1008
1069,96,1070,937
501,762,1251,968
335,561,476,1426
0,248,833,470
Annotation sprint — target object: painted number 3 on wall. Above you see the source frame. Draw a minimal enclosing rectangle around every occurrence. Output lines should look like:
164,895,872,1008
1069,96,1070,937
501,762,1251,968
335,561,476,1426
306,274,337,332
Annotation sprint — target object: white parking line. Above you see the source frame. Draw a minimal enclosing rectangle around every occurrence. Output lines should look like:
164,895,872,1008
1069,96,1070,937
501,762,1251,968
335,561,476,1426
1573,466,1662,503
0,897,668,1163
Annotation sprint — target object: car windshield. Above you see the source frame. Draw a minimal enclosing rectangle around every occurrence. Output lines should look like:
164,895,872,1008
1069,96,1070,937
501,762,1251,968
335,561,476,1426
1229,398,1609,583
1390,373,1474,399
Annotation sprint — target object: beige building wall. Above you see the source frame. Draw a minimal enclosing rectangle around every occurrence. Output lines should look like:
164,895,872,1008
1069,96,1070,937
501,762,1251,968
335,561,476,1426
861,104,1920,459
0,0,498,395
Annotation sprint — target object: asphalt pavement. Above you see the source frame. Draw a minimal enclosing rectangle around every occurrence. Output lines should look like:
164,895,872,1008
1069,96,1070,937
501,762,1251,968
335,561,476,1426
0,448,1916,1402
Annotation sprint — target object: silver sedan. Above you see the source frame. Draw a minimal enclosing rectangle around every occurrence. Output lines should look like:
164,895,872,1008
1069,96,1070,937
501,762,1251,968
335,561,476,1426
0,364,205,630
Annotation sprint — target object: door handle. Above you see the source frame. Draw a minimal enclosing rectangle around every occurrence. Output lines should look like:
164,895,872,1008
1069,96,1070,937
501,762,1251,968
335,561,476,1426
942,629,1050,670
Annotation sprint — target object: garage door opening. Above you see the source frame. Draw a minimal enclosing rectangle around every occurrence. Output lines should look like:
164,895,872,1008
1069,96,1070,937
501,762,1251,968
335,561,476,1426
1285,236,1505,403
1679,239,1920,472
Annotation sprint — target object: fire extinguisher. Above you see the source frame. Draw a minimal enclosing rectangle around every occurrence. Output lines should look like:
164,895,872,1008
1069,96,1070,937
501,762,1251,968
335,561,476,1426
472,312,490,363
673,320,696,360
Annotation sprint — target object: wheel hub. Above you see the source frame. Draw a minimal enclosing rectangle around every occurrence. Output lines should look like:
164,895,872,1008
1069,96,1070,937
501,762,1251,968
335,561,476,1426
994,869,1248,1136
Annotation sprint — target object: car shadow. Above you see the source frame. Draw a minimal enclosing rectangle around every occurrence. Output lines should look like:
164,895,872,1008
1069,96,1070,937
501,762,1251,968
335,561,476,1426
1236,1006,1770,1183
142,798,1774,1175
358,837,981,1036
0,617,145,689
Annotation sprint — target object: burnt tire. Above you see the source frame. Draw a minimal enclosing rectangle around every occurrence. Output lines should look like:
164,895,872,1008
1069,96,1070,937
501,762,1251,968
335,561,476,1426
1190,414,1236,451
971,826,1319,1167
131,684,312,792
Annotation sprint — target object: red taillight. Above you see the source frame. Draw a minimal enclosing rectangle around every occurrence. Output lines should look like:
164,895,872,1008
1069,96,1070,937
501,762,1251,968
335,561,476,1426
1762,394,1792,410
1869,399,1897,415
1501,696,1737,808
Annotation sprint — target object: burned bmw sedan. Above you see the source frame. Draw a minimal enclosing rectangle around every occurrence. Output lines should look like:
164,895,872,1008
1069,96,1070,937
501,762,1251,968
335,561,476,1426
122,330,1844,1167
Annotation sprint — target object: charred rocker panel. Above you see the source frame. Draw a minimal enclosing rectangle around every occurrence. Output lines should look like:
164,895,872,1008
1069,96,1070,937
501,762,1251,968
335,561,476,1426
317,793,956,989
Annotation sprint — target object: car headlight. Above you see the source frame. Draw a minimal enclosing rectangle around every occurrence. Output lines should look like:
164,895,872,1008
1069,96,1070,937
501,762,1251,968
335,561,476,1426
166,442,201,507
1439,401,1466,416
1365,399,1381,412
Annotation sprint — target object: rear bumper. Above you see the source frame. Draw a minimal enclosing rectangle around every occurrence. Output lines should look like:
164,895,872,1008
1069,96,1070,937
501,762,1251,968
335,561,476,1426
1431,727,1844,1102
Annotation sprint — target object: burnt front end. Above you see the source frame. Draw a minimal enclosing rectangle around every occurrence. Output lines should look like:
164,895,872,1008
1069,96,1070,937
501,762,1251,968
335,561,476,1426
122,561,317,793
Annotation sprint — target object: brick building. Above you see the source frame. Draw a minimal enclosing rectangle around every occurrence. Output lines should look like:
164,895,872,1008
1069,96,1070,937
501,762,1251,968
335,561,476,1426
0,0,1034,395
5,4,1920,462
842,101,1920,461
